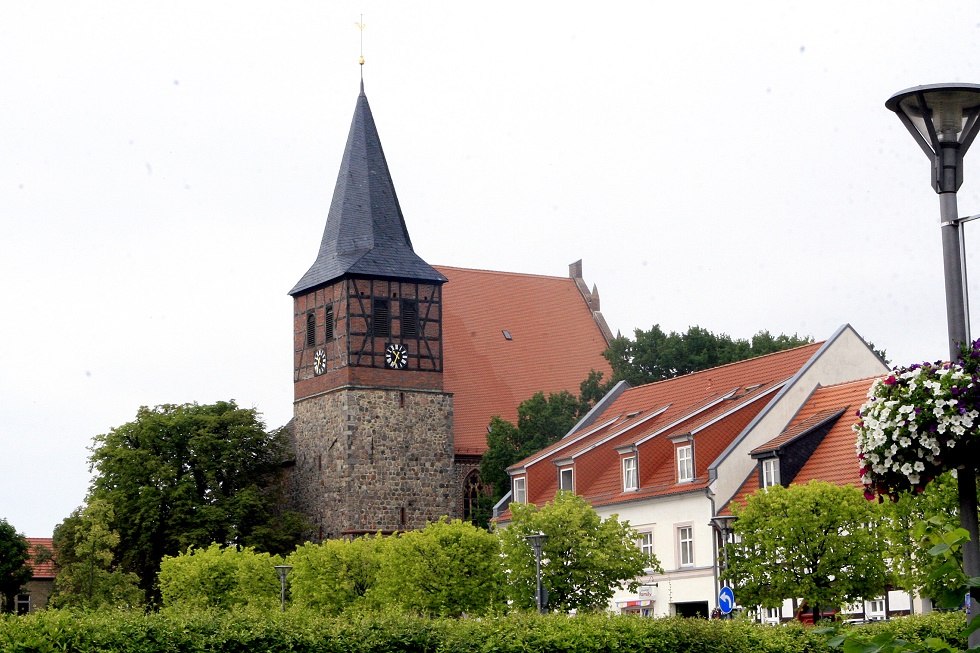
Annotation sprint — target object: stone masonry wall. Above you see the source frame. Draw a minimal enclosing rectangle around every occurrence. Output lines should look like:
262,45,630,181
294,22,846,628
292,386,456,540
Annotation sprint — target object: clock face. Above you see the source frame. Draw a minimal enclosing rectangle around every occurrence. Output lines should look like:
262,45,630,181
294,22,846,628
384,343,408,370
313,349,327,376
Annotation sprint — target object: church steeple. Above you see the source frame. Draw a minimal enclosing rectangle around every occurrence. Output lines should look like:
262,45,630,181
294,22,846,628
290,84,445,296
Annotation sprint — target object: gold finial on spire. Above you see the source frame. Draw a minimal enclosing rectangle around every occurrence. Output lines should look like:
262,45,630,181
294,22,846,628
356,15,366,66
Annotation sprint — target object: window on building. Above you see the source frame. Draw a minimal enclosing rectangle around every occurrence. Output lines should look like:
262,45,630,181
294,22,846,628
400,299,418,338
678,525,694,567
513,476,527,504
305,312,316,348
676,445,693,482
559,468,573,492
15,594,30,615
638,531,654,559
463,470,483,521
372,298,390,337
324,304,334,340
765,607,781,623
869,598,886,618
761,458,779,488
622,456,638,491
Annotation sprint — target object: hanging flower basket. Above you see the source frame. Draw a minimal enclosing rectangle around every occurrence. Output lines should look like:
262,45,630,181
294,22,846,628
854,341,980,501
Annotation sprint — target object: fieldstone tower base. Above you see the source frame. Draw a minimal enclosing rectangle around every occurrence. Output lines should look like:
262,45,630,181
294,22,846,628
292,386,454,540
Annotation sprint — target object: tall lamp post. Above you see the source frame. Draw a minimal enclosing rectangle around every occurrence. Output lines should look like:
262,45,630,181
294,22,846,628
887,83,980,646
525,532,548,614
274,564,292,612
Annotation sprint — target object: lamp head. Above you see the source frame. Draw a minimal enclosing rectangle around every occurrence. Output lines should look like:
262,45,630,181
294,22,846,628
887,84,980,192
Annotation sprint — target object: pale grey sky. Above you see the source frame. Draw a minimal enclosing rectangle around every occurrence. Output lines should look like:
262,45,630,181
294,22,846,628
3,2,980,536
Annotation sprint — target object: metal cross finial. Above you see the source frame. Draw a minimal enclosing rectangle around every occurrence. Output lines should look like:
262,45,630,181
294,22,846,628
355,16,366,66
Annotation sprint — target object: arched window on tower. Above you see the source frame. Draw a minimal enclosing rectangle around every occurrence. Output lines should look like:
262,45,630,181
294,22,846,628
463,469,484,522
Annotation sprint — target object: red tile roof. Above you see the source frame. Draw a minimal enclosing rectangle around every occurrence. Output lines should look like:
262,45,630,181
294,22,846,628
791,378,877,486
508,342,825,508
26,537,56,579
720,376,879,516
437,266,611,456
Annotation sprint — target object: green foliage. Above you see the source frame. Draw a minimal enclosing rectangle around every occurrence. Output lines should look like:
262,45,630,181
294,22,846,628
499,492,655,612
604,324,813,386
0,519,31,614
50,500,143,610
724,481,888,617
84,401,307,604
479,390,589,515
158,544,282,610
371,518,506,616
0,607,841,653
286,536,382,614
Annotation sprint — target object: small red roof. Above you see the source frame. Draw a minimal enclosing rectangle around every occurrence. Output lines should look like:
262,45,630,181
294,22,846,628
437,265,611,456
26,537,56,579
719,376,879,516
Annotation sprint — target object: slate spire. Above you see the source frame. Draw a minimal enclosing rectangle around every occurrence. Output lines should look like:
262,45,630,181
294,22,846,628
290,84,446,296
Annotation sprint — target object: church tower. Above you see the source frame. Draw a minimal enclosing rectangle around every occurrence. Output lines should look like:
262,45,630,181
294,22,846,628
289,81,455,539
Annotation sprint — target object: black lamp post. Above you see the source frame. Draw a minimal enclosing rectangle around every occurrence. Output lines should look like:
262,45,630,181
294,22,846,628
887,83,980,646
525,532,548,613
274,564,292,612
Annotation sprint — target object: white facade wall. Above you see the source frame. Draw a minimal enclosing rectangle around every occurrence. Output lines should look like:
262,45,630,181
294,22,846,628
599,490,718,617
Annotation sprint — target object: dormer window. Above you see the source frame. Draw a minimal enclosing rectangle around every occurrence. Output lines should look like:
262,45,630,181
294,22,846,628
761,457,780,488
559,467,574,492
512,476,527,504
676,444,693,483
622,456,638,491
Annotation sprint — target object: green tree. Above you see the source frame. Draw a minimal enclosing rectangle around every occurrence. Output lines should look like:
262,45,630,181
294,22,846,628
371,518,505,616
158,544,282,610
878,472,965,602
0,519,31,614
604,325,813,386
287,536,382,614
85,401,307,604
50,500,142,610
479,391,585,517
499,492,655,612
723,481,888,621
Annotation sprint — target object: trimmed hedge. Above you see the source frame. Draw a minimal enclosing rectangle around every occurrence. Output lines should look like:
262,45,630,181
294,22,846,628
0,609,965,653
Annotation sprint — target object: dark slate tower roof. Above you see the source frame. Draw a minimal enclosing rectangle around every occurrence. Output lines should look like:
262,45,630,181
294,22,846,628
290,82,446,296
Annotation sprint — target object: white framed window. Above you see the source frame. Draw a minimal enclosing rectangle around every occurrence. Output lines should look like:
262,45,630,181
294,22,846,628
622,456,638,491
559,467,574,492
513,476,526,504
677,525,694,567
761,458,779,488
15,594,30,615
638,531,654,558
869,598,886,618
676,445,693,482
764,607,781,624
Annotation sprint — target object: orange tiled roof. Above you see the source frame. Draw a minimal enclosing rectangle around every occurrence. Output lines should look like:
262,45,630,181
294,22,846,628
436,266,611,456
26,537,56,579
508,342,825,507
720,376,879,515
791,377,878,486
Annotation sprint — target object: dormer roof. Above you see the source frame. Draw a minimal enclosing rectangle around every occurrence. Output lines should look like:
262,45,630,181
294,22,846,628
290,82,445,296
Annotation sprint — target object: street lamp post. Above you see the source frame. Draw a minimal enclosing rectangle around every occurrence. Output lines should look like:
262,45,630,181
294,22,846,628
525,532,548,614
274,564,292,612
887,83,980,647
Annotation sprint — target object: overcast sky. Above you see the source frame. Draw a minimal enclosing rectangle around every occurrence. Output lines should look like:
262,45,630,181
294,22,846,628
4,2,980,537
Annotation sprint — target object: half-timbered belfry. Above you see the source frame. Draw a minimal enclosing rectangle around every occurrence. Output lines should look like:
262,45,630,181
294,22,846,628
288,80,455,540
